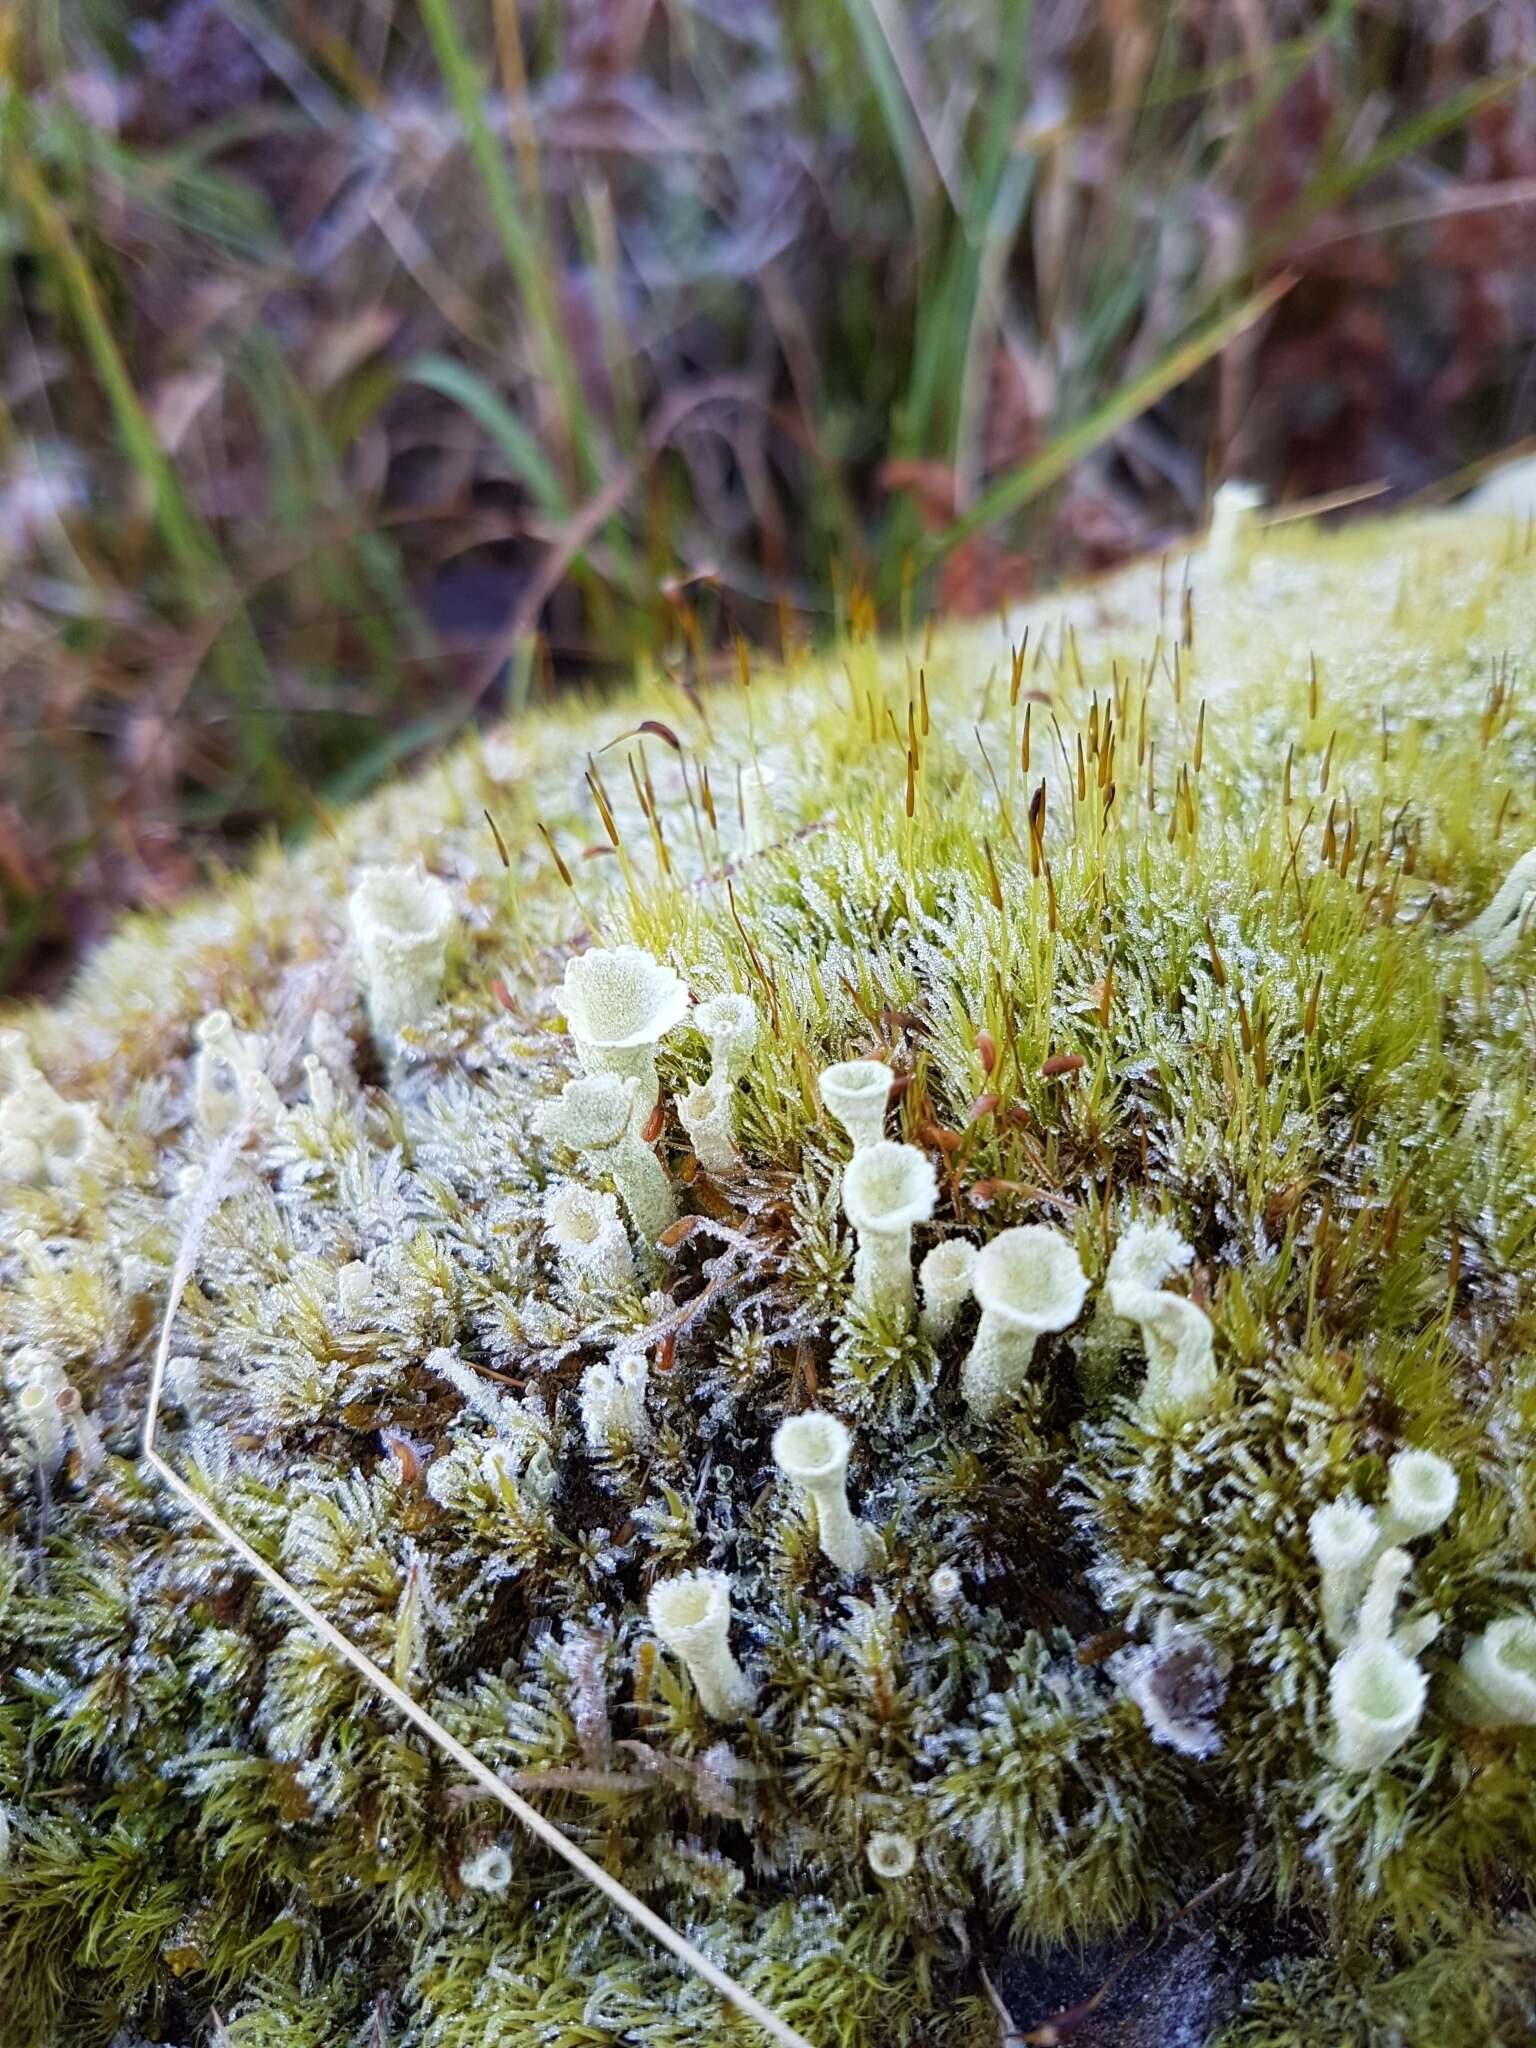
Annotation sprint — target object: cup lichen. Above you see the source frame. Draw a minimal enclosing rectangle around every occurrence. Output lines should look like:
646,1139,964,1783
1309,1494,1382,1648
677,1078,742,1174
771,1409,877,1576
1465,845,1536,964
647,1570,756,1721
536,1073,676,1245
1105,1217,1217,1425
840,1140,938,1323
579,1354,651,1455
348,861,455,1038
1455,1615,1536,1728
917,1237,977,1342
819,1058,893,1153
1327,1547,1439,1772
544,1180,636,1292
559,943,689,1107
692,992,759,1083
960,1224,1088,1419
865,1831,917,1880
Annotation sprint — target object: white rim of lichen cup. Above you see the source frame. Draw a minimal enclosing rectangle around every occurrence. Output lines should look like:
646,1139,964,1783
1328,1636,1428,1771
560,945,689,1099
972,1225,1087,1334
819,1060,893,1152
960,1224,1088,1419
773,1410,852,1491
841,1141,936,1232
865,1831,917,1881
541,1073,634,1151
693,992,759,1081
39,1101,101,1179
649,1571,730,1649
350,861,452,946
545,1178,617,1245
544,1180,634,1289
841,1140,938,1320
1458,1614,1536,1727
1382,1448,1459,1542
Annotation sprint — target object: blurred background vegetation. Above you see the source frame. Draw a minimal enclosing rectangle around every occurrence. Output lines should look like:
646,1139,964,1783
1,0,1533,994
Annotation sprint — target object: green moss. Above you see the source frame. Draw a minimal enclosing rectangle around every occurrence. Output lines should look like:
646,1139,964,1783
4,510,1536,2044
1214,1917,1536,2048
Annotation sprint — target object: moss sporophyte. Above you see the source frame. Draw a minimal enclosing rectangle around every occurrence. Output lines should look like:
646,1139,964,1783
6,507,1536,2046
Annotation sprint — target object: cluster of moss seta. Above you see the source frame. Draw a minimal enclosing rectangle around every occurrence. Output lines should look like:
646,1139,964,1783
5,509,1536,2046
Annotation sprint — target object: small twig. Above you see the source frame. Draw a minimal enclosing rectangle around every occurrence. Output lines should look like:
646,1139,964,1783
467,377,770,708
980,1965,1026,2048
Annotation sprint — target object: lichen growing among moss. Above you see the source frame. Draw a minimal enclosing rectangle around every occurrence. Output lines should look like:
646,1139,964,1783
5,509,1536,2045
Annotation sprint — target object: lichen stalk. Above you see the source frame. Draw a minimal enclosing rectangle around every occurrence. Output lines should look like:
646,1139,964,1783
840,1140,938,1324
960,1225,1088,1419
348,862,454,1038
772,1410,877,1576
648,1571,756,1720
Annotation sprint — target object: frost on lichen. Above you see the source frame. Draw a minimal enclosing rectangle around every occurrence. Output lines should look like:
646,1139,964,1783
559,942,689,1106
348,861,455,1039
1325,1546,1438,1772
960,1224,1087,1419
840,1140,937,1324
1105,1217,1217,1425
6,507,1536,2047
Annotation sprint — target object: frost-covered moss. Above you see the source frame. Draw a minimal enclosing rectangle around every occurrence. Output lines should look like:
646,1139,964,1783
4,510,1536,2044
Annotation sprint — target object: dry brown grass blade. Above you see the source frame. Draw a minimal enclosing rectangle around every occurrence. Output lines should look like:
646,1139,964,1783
466,375,770,702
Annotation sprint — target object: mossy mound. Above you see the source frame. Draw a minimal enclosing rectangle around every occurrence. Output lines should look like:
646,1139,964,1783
4,510,1536,2047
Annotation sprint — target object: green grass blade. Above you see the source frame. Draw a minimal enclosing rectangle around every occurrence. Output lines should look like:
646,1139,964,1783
1289,67,1531,225
405,352,569,517
16,157,216,584
836,0,932,224
928,273,1295,557
414,0,599,491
